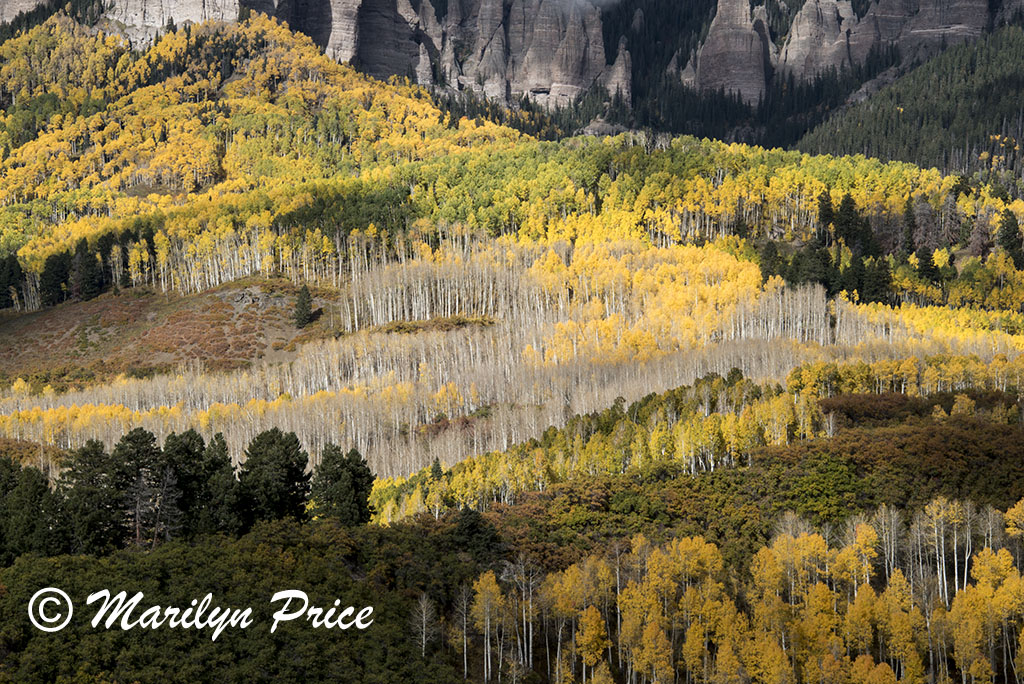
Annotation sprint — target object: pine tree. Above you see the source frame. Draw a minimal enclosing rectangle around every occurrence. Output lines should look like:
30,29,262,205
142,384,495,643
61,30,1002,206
294,284,313,328
916,247,939,282
902,197,917,259
310,444,374,525
113,427,178,548
835,193,859,244
39,251,71,307
72,238,103,301
0,254,23,309
162,429,240,537
996,209,1024,269
861,258,892,304
817,192,834,245
237,428,310,528
2,466,59,559
758,241,783,281
430,457,444,481
59,440,126,554
198,433,243,535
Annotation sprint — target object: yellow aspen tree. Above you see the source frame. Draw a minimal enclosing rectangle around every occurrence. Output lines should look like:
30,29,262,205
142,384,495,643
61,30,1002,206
576,605,610,682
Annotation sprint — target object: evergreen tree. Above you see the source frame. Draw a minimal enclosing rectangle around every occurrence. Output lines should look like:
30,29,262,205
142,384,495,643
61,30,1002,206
841,257,866,297
71,238,103,301
59,440,126,555
861,258,893,304
997,209,1024,270
294,284,313,328
3,466,60,559
916,247,940,282
193,433,243,536
113,427,178,548
162,429,239,537
835,193,860,244
857,215,880,257
817,192,834,245
237,428,310,528
0,254,23,309
310,444,374,525
96,232,116,288
758,241,783,281
39,250,71,307
902,196,917,259
0,457,21,562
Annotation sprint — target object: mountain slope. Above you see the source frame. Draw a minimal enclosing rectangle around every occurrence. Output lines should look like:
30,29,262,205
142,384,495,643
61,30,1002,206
2,0,1019,139
798,25,1024,190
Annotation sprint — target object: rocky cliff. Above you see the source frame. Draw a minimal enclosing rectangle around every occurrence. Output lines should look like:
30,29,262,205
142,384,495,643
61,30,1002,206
105,0,239,42
680,0,1001,105
93,0,629,109
4,0,1012,112
0,0,48,23
778,0,988,81
682,0,772,104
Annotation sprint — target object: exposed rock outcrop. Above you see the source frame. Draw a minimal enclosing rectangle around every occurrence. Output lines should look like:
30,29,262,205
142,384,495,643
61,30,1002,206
679,0,994,105
778,0,860,81
505,0,609,107
0,0,48,24
779,0,987,81
11,0,1003,113
105,0,239,43
93,0,623,109
603,36,632,102
688,0,772,105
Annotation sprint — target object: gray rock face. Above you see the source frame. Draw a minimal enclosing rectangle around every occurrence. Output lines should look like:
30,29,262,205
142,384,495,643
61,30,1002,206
105,0,240,43
93,0,622,108
506,0,608,107
779,0,987,81
682,0,995,104
0,0,47,24
603,36,631,102
0,0,43,23
17,0,1000,112
777,0,857,81
688,0,772,105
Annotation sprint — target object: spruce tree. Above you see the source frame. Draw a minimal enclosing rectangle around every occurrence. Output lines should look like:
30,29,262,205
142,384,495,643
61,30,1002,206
997,209,1024,269
114,427,178,547
237,428,310,528
817,191,834,245
902,196,917,259
835,193,859,244
39,251,71,307
72,238,102,301
758,241,783,282
196,433,243,536
0,254,22,309
59,440,126,554
310,445,374,525
162,429,240,537
294,284,313,328
861,258,892,304
916,247,940,282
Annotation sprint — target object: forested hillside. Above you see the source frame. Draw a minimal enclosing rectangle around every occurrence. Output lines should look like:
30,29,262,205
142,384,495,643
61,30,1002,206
4,10,1024,684
3,389,1024,683
800,26,1024,194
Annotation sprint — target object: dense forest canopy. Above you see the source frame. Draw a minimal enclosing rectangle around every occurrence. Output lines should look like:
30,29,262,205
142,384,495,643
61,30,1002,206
800,26,1024,193
3,9,1024,684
